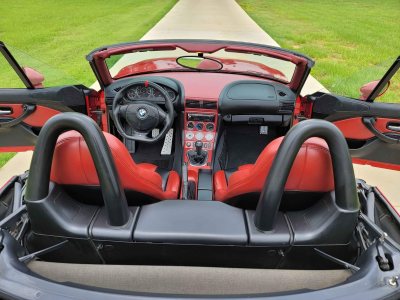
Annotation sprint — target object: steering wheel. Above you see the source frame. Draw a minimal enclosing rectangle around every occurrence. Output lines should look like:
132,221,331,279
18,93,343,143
112,81,174,143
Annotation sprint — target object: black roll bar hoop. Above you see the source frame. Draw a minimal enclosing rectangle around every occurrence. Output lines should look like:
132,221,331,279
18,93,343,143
254,119,359,231
25,113,131,227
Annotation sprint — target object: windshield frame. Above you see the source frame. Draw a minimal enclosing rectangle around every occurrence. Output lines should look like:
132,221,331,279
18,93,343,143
87,39,314,94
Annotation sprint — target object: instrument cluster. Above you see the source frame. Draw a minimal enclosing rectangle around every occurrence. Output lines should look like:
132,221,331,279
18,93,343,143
125,84,176,101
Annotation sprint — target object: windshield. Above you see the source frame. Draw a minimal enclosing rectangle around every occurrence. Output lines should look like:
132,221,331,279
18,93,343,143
1,43,81,88
320,57,399,103
105,48,296,83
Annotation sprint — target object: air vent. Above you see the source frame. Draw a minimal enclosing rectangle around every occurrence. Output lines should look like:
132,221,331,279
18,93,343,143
278,91,287,97
185,99,217,109
202,101,217,110
279,101,295,112
114,86,123,92
105,97,114,104
185,99,201,108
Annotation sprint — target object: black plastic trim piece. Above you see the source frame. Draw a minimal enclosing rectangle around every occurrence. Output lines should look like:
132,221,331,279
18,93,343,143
0,41,34,89
254,119,359,231
366,56,400,102
25,113,131,227
155,167,170,191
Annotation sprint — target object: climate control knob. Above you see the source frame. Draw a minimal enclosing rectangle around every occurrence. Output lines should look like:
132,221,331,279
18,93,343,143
187,121,195,130
196,122,204,131
206,123,215,131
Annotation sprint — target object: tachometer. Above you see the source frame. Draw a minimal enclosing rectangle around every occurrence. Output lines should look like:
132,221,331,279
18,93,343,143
126,88,137,100
136,86,152,98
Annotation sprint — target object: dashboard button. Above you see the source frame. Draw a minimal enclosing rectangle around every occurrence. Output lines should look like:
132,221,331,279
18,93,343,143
196,122,204,131
186,131,194,140
206,123,215,131
186,142,191,147
205,133,213,141
187,121,195,130
195,132,204,140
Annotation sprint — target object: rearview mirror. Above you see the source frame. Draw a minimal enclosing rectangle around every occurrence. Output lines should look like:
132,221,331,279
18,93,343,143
176,56,223,71
22,66,45,88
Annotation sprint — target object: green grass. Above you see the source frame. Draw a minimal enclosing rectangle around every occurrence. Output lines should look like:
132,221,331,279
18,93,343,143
0,0,177,165
0,0,178,87
0,153,16,169
237,0,400,102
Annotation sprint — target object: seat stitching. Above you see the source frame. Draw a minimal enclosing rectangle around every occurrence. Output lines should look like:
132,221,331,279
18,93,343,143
79,136,90,184
296,143,308,190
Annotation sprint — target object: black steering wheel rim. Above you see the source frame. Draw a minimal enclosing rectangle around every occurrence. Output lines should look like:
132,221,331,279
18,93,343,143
112,80,174,143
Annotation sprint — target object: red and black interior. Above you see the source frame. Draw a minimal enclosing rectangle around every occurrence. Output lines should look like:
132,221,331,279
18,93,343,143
1,40,400,275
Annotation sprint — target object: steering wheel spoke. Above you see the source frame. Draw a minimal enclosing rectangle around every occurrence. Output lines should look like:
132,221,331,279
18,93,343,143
112,81,175,143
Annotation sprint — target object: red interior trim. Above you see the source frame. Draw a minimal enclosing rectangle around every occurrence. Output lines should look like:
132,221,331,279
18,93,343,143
0,104,61,127
0,146,34,153
334,117,400,140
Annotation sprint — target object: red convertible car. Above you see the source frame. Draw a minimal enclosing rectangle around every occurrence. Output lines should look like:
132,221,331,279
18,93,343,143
0,39,400,299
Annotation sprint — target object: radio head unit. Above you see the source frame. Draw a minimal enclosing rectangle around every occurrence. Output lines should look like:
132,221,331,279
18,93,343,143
187,113,216,122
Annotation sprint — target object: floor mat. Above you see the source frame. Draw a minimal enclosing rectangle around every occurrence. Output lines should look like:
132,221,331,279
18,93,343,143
225,126,277,169
130,138,174,170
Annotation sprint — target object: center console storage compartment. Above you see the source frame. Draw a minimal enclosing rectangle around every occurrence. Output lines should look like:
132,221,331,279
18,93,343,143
134,200,247,245
197,169,213,200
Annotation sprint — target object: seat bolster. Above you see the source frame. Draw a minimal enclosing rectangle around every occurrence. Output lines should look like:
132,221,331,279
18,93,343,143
163,170,180,199
214,170,228,201
137,163,157,172
238,164,253,170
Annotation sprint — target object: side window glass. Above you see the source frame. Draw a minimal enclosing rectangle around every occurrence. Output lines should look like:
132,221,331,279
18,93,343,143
0,54,26,88
322,57,399,104
1,42,81,89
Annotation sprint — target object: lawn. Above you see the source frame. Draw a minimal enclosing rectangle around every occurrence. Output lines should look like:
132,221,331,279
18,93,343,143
0,0,177,167
237,0,400,102
0,0,177,88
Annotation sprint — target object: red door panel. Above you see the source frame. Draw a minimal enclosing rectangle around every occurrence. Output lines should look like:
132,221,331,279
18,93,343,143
333,117,400,140
0,104,61,127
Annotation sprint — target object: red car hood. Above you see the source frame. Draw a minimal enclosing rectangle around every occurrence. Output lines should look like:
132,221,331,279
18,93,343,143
114,57,288,82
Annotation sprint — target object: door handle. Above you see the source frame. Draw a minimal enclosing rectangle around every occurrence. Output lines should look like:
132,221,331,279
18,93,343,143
0,104,36,129
0,107,13,115
362,117,399,144
387,122,400,132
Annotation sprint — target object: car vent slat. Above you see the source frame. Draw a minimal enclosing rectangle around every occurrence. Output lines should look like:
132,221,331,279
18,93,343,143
202,101,217,110
279,101,295,112
105,97,114,104
185,99,201,108
185,99,217,109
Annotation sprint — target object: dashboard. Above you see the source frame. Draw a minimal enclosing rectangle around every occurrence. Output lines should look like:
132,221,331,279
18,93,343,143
124,84,176,102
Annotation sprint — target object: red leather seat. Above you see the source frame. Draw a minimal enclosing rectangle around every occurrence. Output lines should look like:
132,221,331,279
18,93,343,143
214,137,334,207
50,131,180,202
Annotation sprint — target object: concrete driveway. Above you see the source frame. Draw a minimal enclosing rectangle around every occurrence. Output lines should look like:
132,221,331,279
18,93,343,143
1,0,399,211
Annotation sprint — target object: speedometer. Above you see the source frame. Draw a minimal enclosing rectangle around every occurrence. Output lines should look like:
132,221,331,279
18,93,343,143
126,88,137,100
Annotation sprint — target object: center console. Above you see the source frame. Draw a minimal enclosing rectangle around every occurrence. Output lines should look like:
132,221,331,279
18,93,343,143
183,99,218,200
184,109,217,168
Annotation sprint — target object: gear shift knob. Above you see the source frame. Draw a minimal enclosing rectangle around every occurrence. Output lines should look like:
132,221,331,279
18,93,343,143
195,140,203,156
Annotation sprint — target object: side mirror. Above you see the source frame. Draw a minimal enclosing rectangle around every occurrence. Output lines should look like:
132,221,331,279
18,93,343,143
22,66,45,88
359,80,390,100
